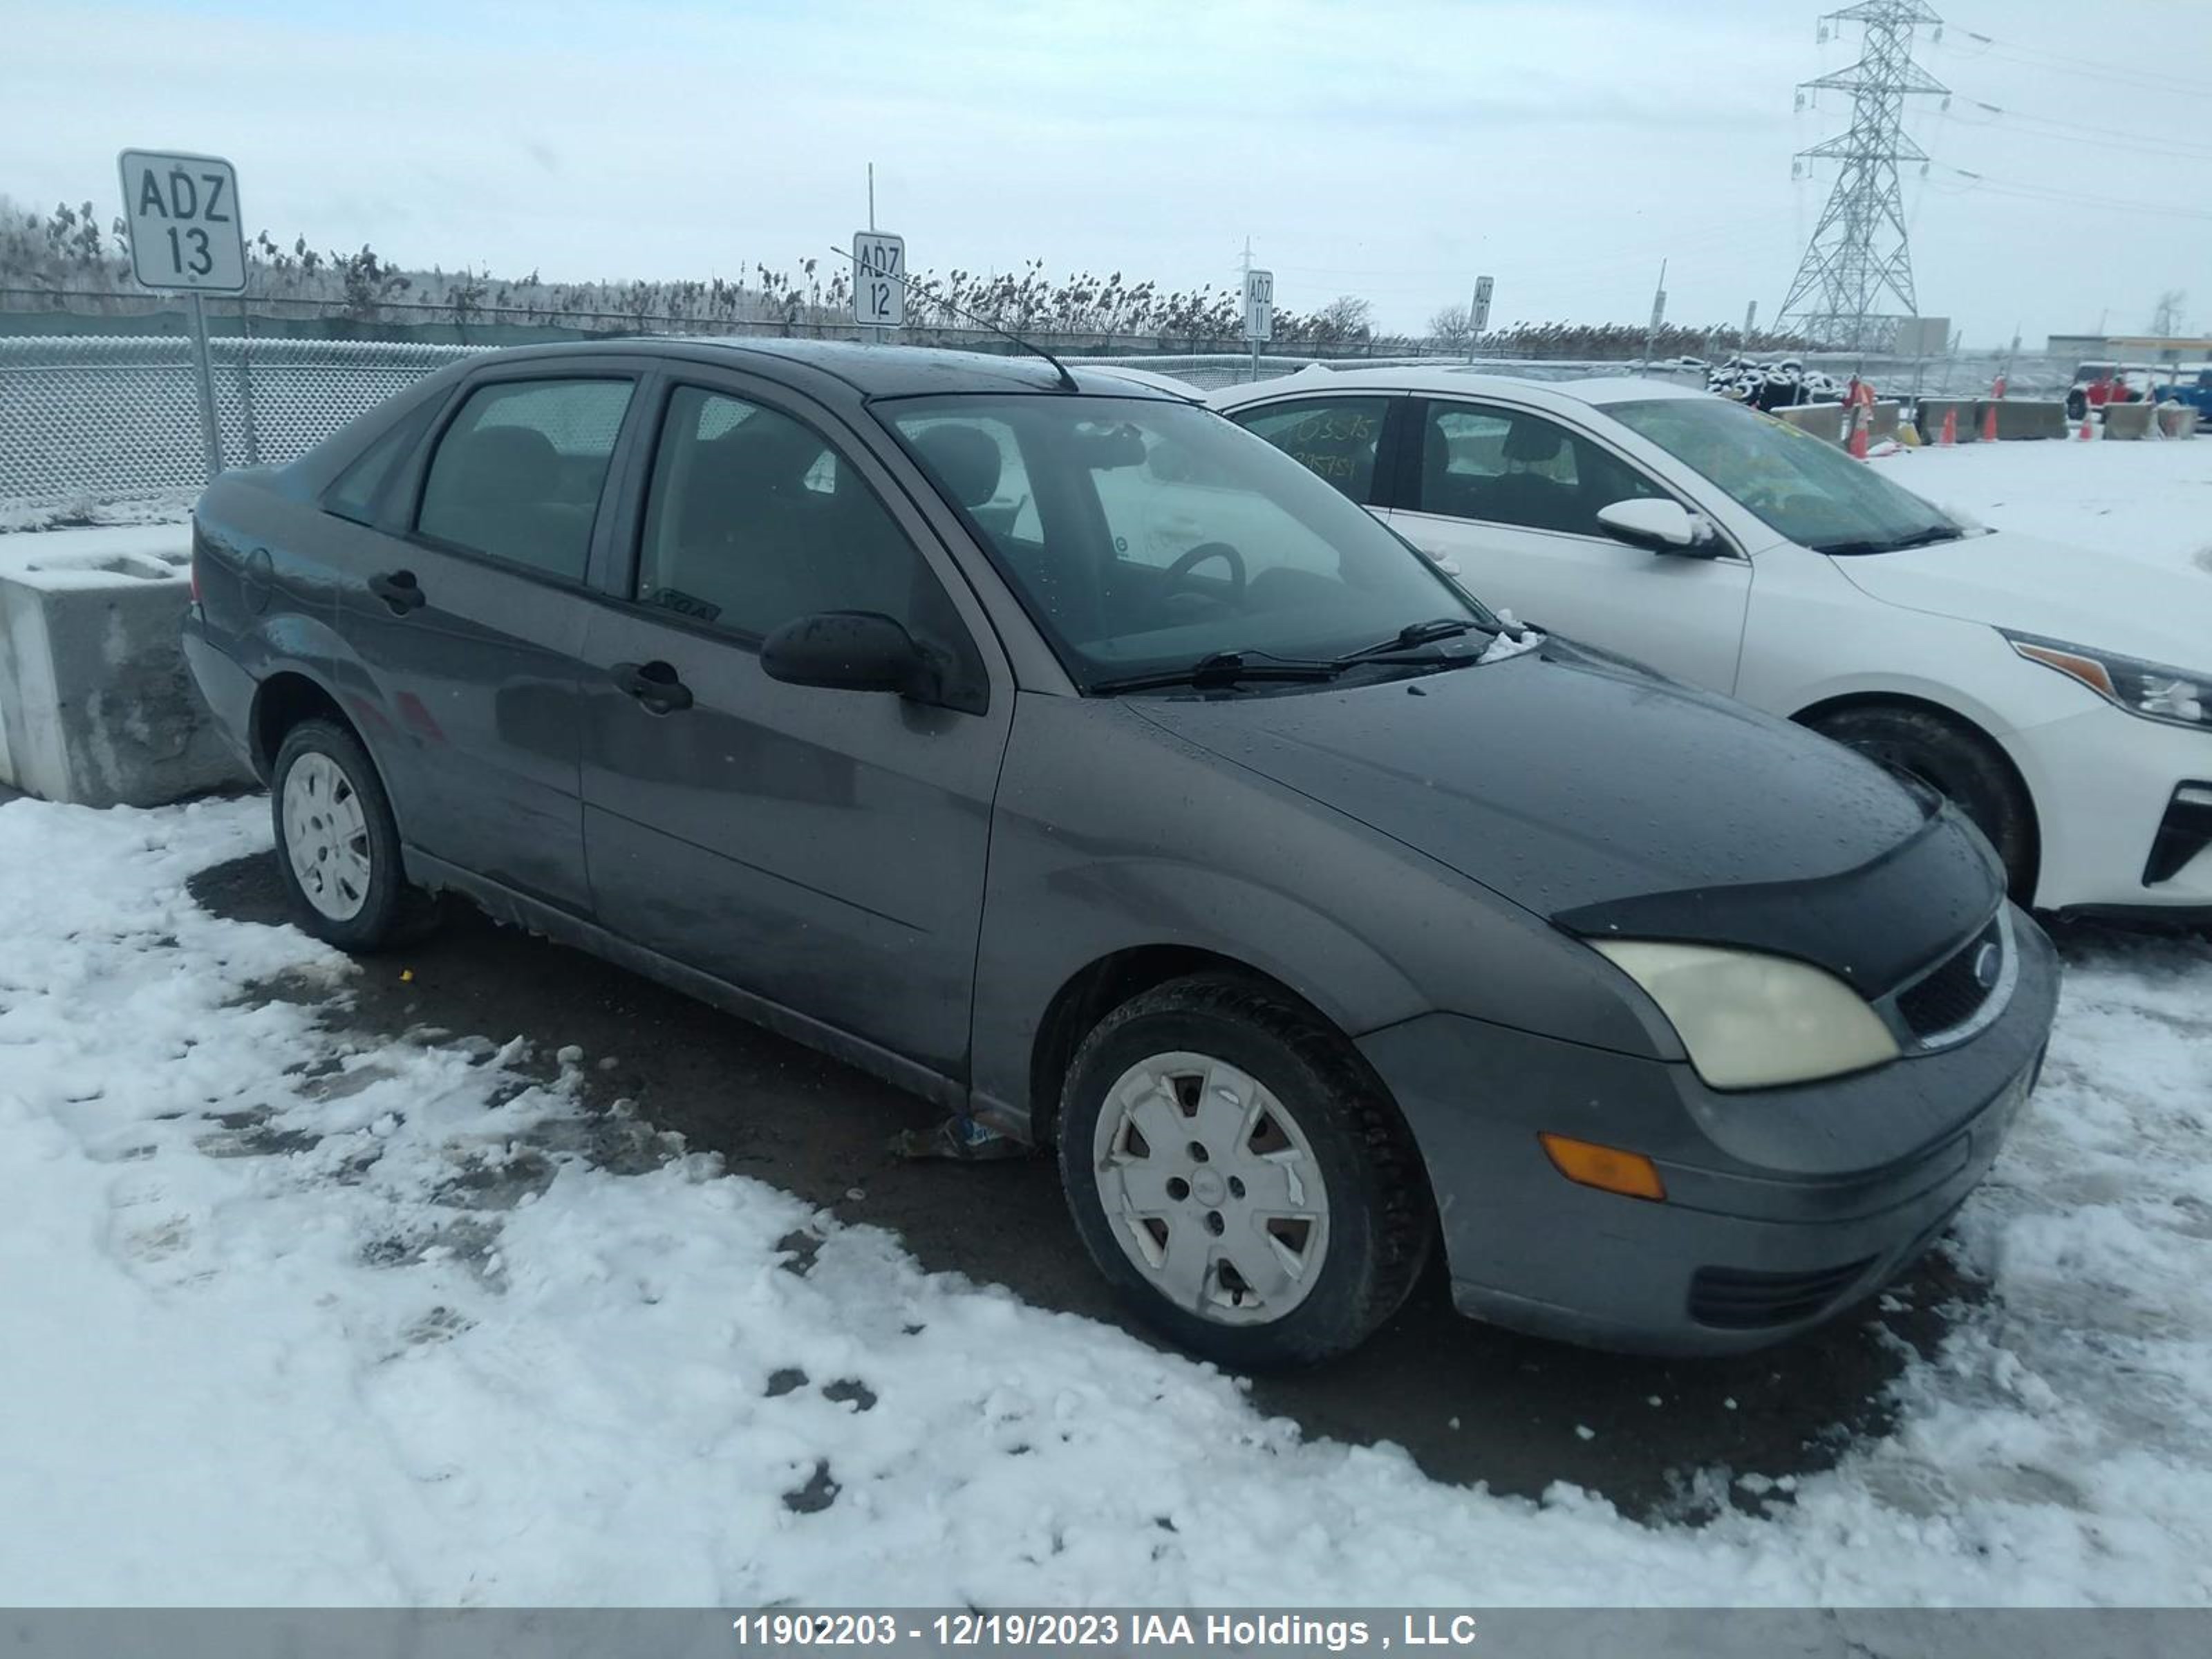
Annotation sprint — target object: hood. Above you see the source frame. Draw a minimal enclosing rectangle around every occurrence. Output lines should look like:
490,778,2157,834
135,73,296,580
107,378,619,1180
1834,529,2212,671
1131,642,2001,993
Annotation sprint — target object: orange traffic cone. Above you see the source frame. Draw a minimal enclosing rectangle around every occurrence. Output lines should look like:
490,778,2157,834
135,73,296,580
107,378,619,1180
1939,407,1958,446
1980,400,1998,442
1848,402,1871,460
2078,412,2094,441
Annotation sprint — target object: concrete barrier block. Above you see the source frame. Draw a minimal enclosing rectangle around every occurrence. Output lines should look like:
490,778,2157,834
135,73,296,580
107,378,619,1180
1777,403,1845,443
0,525,253,807
1915,397,1980,442
2103,402,2157,440
2155,404,2198,439
1870,401,1902,440
1981,399,2069,440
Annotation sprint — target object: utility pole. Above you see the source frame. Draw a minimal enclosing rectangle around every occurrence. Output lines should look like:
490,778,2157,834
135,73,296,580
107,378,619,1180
1240,236,1257,382
1777,2,1948,354
1642,259,1667,376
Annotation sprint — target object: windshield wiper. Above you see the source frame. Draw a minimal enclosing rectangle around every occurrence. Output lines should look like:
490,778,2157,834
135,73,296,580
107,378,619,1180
1089,624,1507,697
1335,617,1490,662
1812,525,1965,556
1089,650,1342,696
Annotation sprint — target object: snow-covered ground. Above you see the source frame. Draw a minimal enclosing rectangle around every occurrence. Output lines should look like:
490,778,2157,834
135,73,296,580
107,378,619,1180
2,436,2210,1608
1875,431,2212,581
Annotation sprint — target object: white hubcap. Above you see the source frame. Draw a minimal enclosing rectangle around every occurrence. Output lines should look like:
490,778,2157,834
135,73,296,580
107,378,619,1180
1092,1051,1331,1327
281,751,372,921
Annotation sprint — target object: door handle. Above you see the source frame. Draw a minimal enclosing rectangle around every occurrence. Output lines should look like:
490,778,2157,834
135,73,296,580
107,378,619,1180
612,660,693,714
368,570,426,614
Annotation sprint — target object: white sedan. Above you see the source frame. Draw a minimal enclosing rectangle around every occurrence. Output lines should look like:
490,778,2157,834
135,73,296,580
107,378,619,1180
1211,368,2212,921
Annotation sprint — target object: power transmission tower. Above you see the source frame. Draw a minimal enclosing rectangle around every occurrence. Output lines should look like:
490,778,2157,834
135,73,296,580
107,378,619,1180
1777,1,1948,353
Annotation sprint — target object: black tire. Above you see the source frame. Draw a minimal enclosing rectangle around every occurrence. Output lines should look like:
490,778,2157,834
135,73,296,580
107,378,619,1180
1807,704,2038,901
2064,388,2087,423
270,718,440,953
1056,973,1434,1370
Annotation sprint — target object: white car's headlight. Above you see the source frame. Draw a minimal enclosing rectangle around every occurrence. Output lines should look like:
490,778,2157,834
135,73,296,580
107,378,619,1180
2005,630,2211,730
1593,941,1901,1090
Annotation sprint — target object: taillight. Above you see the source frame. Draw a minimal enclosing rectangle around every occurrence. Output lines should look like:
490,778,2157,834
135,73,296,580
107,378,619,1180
189,526,203,606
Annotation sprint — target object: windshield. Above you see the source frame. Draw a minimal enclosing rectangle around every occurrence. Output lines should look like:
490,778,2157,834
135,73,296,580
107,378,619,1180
1606,396,1962,554
881,395,1491,688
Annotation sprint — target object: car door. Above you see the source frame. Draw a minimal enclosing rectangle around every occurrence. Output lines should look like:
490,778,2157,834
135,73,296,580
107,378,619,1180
333,368,641,916
1383,396,1754,691
577,374,1011,1082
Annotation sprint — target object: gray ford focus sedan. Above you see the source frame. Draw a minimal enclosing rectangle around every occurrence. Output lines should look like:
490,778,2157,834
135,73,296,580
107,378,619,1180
182,339,2057,1368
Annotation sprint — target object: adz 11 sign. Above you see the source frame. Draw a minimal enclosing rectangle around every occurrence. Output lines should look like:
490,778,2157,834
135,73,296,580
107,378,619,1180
854,232,906,330
119,150,246,294
1244,269,1274,344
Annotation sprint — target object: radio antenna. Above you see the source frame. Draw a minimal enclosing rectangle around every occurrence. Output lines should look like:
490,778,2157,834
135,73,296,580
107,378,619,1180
830,245,1079,391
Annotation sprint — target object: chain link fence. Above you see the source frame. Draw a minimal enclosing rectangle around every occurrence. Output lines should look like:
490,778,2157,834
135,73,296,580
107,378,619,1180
0,335,491,506
3,332,2030,514
1,337,1461,509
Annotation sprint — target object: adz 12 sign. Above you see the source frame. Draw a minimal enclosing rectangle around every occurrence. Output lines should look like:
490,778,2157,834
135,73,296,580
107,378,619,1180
118,149,246,294
854,232,906,330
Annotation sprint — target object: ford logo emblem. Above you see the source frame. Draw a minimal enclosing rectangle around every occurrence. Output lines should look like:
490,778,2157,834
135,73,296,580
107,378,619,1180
1971,942,2000,991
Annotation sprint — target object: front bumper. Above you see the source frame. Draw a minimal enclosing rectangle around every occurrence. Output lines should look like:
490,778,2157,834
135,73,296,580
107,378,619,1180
1358,908,2060,1356
2009,702,2212,916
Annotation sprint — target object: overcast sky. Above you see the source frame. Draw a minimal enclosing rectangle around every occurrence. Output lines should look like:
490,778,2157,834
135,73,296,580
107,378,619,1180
6,0,2209,345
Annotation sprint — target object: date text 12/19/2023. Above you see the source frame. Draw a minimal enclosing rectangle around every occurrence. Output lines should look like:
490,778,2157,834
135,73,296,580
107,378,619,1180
729,1613,1485,1651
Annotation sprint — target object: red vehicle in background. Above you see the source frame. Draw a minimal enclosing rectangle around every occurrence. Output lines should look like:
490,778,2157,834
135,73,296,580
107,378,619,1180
2065,362,2150,422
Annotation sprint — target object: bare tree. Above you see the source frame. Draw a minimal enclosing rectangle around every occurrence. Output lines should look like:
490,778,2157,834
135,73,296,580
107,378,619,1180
1315,294,1373,344
2150,289,2187,337
1428,302,1474,352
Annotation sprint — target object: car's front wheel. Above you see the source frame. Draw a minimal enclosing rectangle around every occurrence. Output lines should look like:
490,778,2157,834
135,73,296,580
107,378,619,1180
1057,975,1433,1369
271,719,438,952
1808,704,2037,901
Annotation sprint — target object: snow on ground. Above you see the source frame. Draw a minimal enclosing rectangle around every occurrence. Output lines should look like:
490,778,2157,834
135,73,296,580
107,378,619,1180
1873,432,2212,580
2,808,2210,1606
0,491,196,536
3,433,2211,1608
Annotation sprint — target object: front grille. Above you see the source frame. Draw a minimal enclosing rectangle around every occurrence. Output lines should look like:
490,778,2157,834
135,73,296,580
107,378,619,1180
1689,1258,1876,1330
1894,915,2005,1042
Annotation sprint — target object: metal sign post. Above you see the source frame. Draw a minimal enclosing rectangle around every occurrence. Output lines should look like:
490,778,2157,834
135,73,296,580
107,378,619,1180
186,294,224,478
1468,275,1494,364
117,148,246,482
1243,268,1273,382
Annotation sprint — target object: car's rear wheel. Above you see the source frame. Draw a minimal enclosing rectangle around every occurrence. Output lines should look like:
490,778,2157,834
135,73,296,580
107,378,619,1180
1056,974,1432,1369
1807,704,2037,901
271,719,438,952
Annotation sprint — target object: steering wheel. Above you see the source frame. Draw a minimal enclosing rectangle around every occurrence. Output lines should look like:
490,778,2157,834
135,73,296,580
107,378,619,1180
1161,541,1247,605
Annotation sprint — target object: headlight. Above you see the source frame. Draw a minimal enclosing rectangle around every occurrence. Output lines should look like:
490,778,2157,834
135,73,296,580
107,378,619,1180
2004,630,2211,730
1592,941,1900,1089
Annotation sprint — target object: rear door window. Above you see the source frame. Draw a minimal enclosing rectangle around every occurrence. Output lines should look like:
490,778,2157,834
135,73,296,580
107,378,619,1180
415,378,635,581
1228,396,1389,504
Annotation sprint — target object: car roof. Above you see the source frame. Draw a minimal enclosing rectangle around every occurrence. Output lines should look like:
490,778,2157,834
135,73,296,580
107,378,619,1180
1208,364,1712,411
450,335,1182,402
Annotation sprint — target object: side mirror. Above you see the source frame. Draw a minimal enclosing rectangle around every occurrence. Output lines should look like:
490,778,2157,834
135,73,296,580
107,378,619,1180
1596,498,1714,556
761,611,941,702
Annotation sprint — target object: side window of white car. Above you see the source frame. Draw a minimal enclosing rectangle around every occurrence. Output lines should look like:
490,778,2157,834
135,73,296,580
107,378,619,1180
1416,402,1665,539
1230,397,1388,505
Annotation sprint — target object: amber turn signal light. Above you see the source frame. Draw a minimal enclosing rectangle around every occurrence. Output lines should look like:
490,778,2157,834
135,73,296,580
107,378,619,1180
1539,1133,1667,1201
